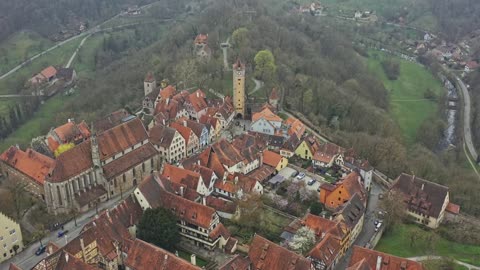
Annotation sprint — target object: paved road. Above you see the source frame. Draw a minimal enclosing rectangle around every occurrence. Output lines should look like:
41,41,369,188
334,181,384,270
221,38,230,70
248,78,264,95
65,34,91,68
0,191,132,269
457,77,478,161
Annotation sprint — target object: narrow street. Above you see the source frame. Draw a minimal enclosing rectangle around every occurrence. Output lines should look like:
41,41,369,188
457,77,478,162
334,181,384,270
0,190,133,270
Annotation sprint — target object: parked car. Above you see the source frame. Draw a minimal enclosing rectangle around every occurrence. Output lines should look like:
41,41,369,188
307,179,316,186
374,220,379,225
57,230,69,238
290,170,299,177
35,245,46,256
375,222,382,232
296,172,306,179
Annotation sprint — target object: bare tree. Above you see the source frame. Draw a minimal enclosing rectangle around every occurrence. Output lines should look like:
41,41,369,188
380,191,406,233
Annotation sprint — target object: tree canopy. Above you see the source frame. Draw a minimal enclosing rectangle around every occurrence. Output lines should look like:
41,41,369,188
254,50,276,82
137,208,179,251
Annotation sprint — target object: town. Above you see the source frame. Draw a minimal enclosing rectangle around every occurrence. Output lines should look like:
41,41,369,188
0,31,465,270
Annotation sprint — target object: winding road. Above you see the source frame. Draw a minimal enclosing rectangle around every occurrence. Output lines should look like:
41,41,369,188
456,77,479,162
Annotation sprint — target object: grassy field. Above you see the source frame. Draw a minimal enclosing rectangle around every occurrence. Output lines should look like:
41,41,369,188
376,223,480,266
0,93,77,151
367,50,443,144
0,31,53,74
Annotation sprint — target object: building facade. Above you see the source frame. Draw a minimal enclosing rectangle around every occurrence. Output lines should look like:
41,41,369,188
0,212,23,263
233,60,246,118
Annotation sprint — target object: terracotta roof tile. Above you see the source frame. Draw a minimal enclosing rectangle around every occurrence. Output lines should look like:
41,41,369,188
190,164,215,187
247,165,275,183
154,98,183,119
346,258,371,270
391,173,449,219
263,150,283,168
40,66,57,78
159,85,176,100
336,193,365,229
206,196,237,214
0,146,55,185
308,233,341,268
171,122,194,144
252,108,282,123
161,164,202,190
74,185,107,207
446,202,460,214
183,119,206,138
126,239,201,270
149,125,177,148
340,172,366,203
303,214,337,237
249,235,312,270
94,109,132,133
49,140,92,183
212,139,244,167
187,89,208,113
98,117,148,161
209,223,230,239
348,246,424,270
218,254,251,270
53,120,90,144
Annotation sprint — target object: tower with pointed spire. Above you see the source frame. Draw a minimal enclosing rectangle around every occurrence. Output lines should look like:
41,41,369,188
144,72,156,97
233,59,246,118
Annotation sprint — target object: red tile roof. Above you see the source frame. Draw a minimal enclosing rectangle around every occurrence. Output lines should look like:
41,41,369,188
94,109,132,133
249,235,312,270
218,254,251,270
0,146,55,185
346,259,371,270
263,150,283,168
190,164,215,187
183,119,207,139
74,185,107,207
285,117,305,139
144,72,155,82
154,96,183,119
53,120,90,144
149,125,178,148
446,202,460,214
209,223,231,239
49,140,92,183
159,85,176,100
171,122,194,144
247,165,275,183
308,233,341,268
340,171,366,203
97,117,148,161
161,164,202,190
252,108,282,123
206,196,237,214
188,89,208,113
212,139,244,167
40,66,57,79
348,246,424,270
303,214,337,237
269,88,279,100
126,239,202,270
194,34,208,44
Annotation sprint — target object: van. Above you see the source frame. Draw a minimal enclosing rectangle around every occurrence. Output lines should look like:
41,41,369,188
375,222,382,232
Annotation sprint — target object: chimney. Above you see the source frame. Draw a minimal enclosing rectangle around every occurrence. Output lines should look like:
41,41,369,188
183,120,187,127
196,91,200,98
68,118,72,123
202,196,206,205
234,176,239,184
421,183,425,190
197,160,200,165
321,232,326,239
376,256,382,270
162,119,166,126
180,186,185,197
175,250,179,257
65,252,69,263
166,98,170,105
48,245,53,255
191,254,196,266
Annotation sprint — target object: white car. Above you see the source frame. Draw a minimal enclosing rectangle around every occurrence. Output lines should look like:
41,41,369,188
375,222,382,232
296,172,306,179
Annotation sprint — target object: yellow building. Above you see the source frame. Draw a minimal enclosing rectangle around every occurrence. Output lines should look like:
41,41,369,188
0,212,23,262
233,59,246,118
262,150,288,172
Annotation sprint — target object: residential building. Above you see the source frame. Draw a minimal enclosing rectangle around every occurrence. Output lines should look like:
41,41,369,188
250,108,283,136
312,142,345,169
295,136,321,160
0,147,55,200
344,158,373,191
171,122,199,156
28,66,57,85
308,233,342,270
389,173,452,229
32,249,96,270
206,97,235,129
218,254,252,270
248,235,313,270
319,172,366,211
262,150,288,172
185,89,208,120
347,246,424,270
0,212,23,263
200,114,222,139
125,239,201,270
46,120,91,153
335,193,365,247
161,164,211,196
183,119,209,148
280,135,301,158
134,174,233,250
268,88,280,110
233,59,246,118
149,124,185,163
284,117,306,139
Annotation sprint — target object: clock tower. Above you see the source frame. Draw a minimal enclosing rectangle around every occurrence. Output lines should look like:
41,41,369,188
233,59,246,118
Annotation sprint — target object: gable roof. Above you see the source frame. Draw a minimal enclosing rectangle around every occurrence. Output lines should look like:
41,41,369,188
339,171,366,203
171,122,195,144
282,135,301,152
249,235,312,270
149,125,178,148
126,239,202,270
97,117,148,161
269,88,279,100
53,120,90,144
263,150,283,168
252,108,282,123
346,259,371,270
336,193,365,229
348,246,423,270
189,164,216,187
102,143,158,179
154,97,183,119
49,140,92,183
390,173,449,219
183,119,207,138
307,233,341,268
285,117,305,139
187,89,208,113
218,254,252,270
303,214,337,237
0,146,55,185
40,66,57,78
159,85,176,100
212,139,245,167
161,164,202,190
94,109,132,133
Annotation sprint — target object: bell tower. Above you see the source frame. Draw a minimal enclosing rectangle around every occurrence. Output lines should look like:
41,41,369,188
233,59,246,118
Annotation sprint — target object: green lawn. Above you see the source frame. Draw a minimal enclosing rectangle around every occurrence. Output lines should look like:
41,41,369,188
367,50,443,144
0,93,77,152
0,31,53,74
376,223,480,266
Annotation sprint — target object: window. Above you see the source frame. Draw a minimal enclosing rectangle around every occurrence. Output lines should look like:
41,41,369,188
133,168,136,176
142,162,145,172
123,174,126,183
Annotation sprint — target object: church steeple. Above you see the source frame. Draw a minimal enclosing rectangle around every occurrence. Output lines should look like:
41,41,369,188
90,122,101,169
233,59,246,118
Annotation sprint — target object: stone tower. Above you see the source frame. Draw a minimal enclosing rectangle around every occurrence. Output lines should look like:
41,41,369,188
233,59,246,118
144,72,156,96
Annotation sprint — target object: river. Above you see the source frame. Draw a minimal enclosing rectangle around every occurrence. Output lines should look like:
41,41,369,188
438,77,458,151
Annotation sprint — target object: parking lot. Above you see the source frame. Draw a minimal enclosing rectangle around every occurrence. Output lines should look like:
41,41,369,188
277,166,324,192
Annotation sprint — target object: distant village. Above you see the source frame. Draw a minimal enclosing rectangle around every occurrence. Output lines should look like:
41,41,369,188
0,33,462,270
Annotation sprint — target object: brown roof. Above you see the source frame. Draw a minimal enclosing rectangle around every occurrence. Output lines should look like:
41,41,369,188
199,115,219,129
194,34,208,44
74,185,107,207
102,143,157,179
183,119,207,138
218,254,251,270
285,117,305,139
249,235,312,270
144,72,155,82
247,165,275,183
0,146,55,185
94,109,132,133
446,202,460,214
8,264,22,270
348,246,424,270
53,120,91,144
282,135,301,152
154,98,183,120
391,173,449,219
263,150,283,167
307,233,341,268
149,125,178,148
161,164,202,190
269,88,279,100
233,59,245,70
212,139,244,167
340,172,366,203
252,108,282,123
336,193,365,229
206,196,237,214
190,164,216,188
138,174,217,228
126,239,201,270
159,85,176,100
55,250,97,270
346,259,371,270
171,122,195,144
303,214,337,237
98,117,148,161
40,66,57,78
209,223,231,239
49,140,92,183
215,179,238,194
